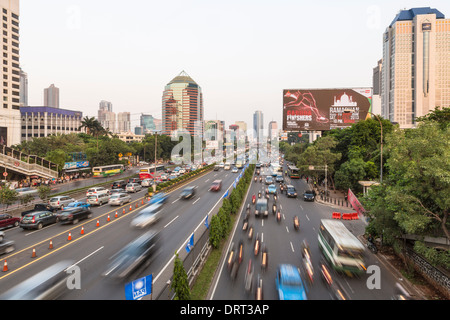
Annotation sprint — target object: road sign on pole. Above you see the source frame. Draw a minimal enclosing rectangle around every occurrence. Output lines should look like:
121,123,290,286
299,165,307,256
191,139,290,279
125,274,153,300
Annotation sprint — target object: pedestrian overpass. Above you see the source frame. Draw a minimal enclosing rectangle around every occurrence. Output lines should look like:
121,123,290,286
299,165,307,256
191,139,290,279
0,145,58,180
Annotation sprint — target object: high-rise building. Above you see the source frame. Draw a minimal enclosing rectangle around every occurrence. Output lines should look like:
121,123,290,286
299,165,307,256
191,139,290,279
381,7,450,128
140,114,161,133
44,84,60,108
162,71,203,136
117,112,131,133
97,100,116,132
253,110,264,142
268,121,278,141
0,0,21,147
372,59,382,115
20,68,28,107
235,121,247,133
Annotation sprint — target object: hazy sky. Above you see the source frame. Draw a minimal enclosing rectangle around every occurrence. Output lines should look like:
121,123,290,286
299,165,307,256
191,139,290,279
20,0,450,130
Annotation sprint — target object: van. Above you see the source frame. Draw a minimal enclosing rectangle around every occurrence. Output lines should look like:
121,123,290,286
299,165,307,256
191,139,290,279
87,193,110,206
86,187,109,197
224,163,231,170
111,180,127,189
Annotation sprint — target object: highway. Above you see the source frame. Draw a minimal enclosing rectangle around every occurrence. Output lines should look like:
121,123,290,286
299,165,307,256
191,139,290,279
0,167,240,300
210,164,404,300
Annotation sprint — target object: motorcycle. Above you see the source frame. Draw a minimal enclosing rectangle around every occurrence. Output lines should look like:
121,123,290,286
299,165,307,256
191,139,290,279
227,243,236,272
244,259,254,294
261,244,268,271
319,259,348,300
259,176,262,183
252,195,256,204
272,203,277,215
254,233,260,256
255,275,263,300
258,191,261,198
293,216,300,230
238,240,244,264
242,217,249,231
273,194,277,202
280,184,284,192
367,241,378,254
276,210,281,223
247,224,254,240
301,240,314,284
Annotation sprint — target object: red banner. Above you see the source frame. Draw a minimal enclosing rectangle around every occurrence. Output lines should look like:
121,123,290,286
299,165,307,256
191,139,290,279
347,189,366,217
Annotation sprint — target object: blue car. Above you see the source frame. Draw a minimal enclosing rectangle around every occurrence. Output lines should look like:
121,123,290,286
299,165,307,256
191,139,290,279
63,201,91,210
276,264,307,300
267,184,277,194
150,192,169,205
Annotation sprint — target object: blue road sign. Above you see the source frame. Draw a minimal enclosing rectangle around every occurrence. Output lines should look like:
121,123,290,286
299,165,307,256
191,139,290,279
125,274,152,300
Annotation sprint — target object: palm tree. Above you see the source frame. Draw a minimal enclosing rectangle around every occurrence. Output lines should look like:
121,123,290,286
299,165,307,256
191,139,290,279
79,116,98,135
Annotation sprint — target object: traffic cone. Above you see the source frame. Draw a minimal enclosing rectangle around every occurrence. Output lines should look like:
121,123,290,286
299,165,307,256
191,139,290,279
96,219,100,227
67,232,72,241
31,248,37,258
135,202,138,208
107,214,110,222
80,226,85,235
123,208,126,214
115,211,118,218
129,205,132,211
141,199,144,205
2,260,8,272
49,239,53,249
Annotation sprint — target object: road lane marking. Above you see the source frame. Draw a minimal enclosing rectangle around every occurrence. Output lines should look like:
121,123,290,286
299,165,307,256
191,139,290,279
192,198,200,205
290,241,295,252
205,179,209,183
286,226,289,233
305,214,310,221
164,216,179,228
68,246,104,270
172,198,180,204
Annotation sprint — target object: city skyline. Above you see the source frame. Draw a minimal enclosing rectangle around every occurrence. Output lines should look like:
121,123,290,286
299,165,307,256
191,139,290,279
18,1,450,130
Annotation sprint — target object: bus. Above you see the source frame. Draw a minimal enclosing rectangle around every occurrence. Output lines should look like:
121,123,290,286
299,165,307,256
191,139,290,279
92,164,124,178
139,164,166,180
270,163,282,177
318,219,366,276
236,158,244,169
287,165,300,179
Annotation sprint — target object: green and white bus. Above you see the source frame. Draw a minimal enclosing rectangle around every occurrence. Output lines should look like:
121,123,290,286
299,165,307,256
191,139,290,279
318,219,366,276
287,165,300,179
92,164,125,178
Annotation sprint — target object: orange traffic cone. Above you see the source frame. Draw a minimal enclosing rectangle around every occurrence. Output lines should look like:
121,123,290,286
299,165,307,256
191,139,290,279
31,248,37,258
141,199,144,205
49,239,53,249
80,226,85,235
2,260,8,272
67,232,72,241
115,211,118,218
123,208,126,214
129,205,132,211
96,219,100,227
107,214,110,222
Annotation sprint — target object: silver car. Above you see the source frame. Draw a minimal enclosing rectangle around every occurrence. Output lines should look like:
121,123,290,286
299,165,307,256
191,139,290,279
49,196,76,210
130,203,163,229
108,193,131,206
126,183,142,193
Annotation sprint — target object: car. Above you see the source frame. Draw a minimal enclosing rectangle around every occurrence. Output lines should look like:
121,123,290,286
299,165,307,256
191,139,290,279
160,174,168,181
276,264,308,300
86,187,109,197
231,167,239,173
224,163,231,170
303,190,315,201
275,175,284,183
62,201,91,210
267,184,277,194
149,192,168,205
22,203,56,217
180,186,196,199
48,196,76,210
57,207,92,225
130,203,163,229
102,230,160,280
210,180,222,192
0,238,15,255
15,187,38,197
0,214,20,229
87,193,110,206
108,193,131,206
168,174,177,180
0,231,4,242
141,179,153,187
128,178,142,184
265,176,274,185
111,180,127,189
109,188,125,194
286,185,298,198
19,211,59,230
213,165,220,171
255,199,268,218
126,183,142,193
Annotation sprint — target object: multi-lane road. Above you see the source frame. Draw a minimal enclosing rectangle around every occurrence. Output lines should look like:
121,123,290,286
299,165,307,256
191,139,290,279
0,167,240,300
210,164,407,300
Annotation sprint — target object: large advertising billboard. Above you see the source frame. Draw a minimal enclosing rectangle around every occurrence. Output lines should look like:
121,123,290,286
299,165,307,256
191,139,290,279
283,88,372,131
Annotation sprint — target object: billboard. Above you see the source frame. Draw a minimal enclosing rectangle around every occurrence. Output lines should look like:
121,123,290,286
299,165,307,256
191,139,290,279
283,88,372,131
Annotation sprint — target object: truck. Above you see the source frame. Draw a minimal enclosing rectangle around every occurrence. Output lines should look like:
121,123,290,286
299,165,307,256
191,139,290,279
21,203,56,217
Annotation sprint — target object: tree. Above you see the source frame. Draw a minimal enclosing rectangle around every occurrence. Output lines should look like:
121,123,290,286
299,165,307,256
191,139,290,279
0,187,18,211
79,116,98,135
37,185,52,202
171,252,191,300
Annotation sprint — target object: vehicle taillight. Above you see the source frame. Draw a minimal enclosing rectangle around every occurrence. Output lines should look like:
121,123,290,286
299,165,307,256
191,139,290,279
32,216,35,223
58,201,60,205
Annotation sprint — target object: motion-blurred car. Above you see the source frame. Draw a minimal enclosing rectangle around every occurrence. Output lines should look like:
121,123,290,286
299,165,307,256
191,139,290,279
62,201,91,210
0,214,20,229
267,184,277,194
15,187,38,197
19,211,59,230
149,192,168,205
180,186,196,199
130,203,163,229
57,207,92,225
102,230,160,280
255,199,268,218
0,260,75,300
303,190,315,202
0,231,14,255
48,196,76,210
275,175,284,183
276,264,307,300
108,193,131,206
265,176,274,185
286,185,298,198
210,180,222,192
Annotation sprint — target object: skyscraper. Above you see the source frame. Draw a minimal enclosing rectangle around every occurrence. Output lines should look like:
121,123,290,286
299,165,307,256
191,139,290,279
117,112,131,133
162,71,203,136
20,68,28,107
98,100,115,132
44,84,60,108
381,7,450,128
253,110,264,142
0,0,21,146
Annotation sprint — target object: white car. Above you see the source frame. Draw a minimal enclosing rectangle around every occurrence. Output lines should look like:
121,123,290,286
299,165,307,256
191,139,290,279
130,203,163,229
232,167,239,173
86,187,109,197
141,179,153,187
108,193,131,206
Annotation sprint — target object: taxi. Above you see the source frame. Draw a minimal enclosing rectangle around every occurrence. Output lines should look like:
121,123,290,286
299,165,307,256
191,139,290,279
275,264,307,300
